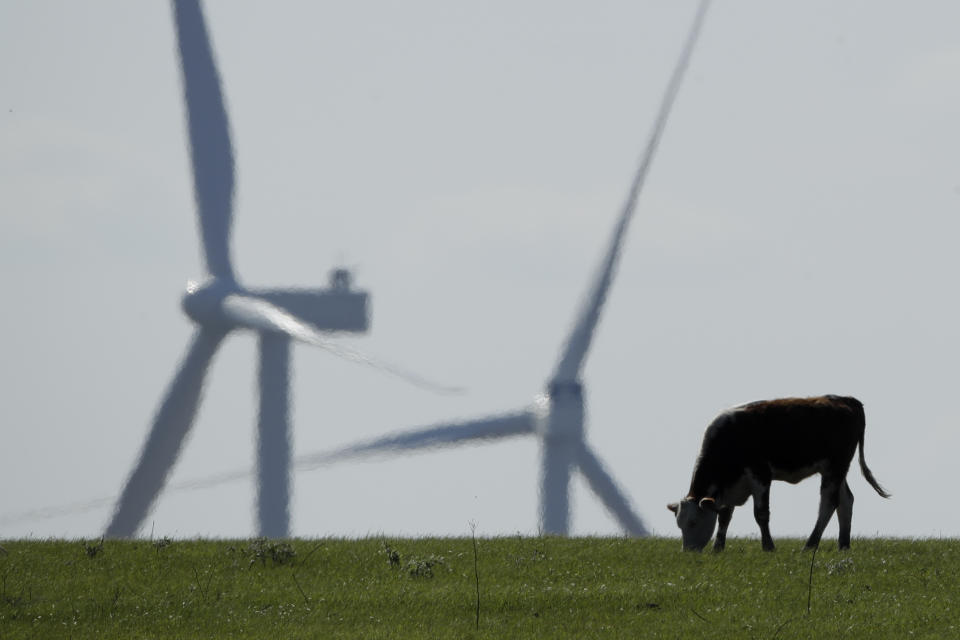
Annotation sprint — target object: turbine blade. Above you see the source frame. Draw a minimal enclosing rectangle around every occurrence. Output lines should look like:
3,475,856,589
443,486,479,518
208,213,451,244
172,0,236,280
0,496,117,526
221,294,464,394
550,0,711,384
577,444,649,536
4,411,536,525
294,411,537,470
105,328,225,537
146,411,536,492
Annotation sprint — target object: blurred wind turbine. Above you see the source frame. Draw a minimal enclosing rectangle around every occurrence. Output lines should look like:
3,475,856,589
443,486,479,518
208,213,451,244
105,0,455,539
292,0,712,536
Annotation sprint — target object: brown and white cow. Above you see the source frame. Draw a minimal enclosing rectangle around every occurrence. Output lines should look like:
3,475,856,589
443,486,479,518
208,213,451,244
668,395,889,552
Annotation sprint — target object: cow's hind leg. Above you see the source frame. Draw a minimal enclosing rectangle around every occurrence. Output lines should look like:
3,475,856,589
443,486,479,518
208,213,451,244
836,480,854,550
805,474,842,550
713,506,734,552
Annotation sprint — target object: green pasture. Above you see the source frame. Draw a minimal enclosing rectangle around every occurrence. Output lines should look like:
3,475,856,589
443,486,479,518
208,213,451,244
0,536,956,639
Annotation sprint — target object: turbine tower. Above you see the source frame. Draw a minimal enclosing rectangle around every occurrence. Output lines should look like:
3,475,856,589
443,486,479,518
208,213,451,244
293,0,711,536
106,0,448,539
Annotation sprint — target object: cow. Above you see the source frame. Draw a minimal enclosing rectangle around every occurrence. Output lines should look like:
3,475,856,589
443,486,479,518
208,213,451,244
668,395,890,552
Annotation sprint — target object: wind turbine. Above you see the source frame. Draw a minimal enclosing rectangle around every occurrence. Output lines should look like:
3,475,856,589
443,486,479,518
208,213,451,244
105,0,451,539
292,0,711,536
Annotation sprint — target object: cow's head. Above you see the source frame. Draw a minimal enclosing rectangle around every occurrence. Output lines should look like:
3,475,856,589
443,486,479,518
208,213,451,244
667,497,719,551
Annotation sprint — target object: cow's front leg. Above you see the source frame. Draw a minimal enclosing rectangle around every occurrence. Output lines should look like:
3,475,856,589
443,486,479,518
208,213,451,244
713,506,734,552
805,474,842,550
750,476,775,551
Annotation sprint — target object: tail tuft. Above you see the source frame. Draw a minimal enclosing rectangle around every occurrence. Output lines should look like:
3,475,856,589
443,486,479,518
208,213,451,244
859,433,891,498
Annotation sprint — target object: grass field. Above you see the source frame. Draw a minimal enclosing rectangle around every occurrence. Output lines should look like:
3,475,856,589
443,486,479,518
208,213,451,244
0,536,957,639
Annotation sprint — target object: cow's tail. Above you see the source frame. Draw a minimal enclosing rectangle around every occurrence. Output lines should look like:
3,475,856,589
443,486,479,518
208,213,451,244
851,398,891,498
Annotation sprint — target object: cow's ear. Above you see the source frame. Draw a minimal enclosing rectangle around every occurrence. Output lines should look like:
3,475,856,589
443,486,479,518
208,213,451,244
699,497,719,512
667,502,680,514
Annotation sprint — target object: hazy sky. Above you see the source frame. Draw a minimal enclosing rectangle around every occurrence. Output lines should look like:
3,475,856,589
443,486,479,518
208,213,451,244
2,1,958,541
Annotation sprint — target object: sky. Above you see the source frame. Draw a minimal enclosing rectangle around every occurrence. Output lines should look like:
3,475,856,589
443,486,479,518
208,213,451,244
1,0,958,542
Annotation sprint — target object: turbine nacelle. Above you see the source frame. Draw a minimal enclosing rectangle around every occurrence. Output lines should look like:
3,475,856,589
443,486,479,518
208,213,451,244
538,380,585,441
181,268,370,335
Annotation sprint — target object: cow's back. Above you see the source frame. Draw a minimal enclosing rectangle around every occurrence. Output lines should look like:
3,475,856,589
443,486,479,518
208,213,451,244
728,396,863,470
